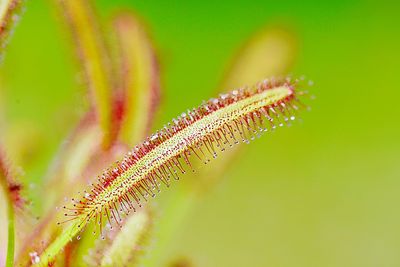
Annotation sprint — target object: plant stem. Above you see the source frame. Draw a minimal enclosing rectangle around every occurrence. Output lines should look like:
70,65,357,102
5,194,14,267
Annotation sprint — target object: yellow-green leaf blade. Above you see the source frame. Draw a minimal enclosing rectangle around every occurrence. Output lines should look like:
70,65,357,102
59,0,113,148
113,13,160,146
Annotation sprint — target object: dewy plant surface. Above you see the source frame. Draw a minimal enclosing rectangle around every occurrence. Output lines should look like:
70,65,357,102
39,78,308,267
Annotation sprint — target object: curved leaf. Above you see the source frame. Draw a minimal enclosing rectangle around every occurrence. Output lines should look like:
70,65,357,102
113,13,161,146
59,0,113,148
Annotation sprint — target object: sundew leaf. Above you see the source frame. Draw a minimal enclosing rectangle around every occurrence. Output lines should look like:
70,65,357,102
68,80,298,231
59,0,114,148
113,13,161,146
32,78,306,267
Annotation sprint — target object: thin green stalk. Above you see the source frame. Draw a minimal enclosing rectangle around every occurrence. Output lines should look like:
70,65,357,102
5,197,14,267
0,164,16,267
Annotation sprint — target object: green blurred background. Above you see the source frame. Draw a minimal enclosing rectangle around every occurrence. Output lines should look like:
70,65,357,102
1,0,400,266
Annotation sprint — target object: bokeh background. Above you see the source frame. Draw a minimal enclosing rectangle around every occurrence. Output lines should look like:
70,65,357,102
1,0,400,266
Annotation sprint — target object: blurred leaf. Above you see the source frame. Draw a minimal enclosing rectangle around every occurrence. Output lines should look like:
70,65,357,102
113,13,161,146
222,26,296,90
168,257,196,267
83,208,152,267
0,0,23,59
59,0,113,148
0,148,21,267
40,113,101,210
